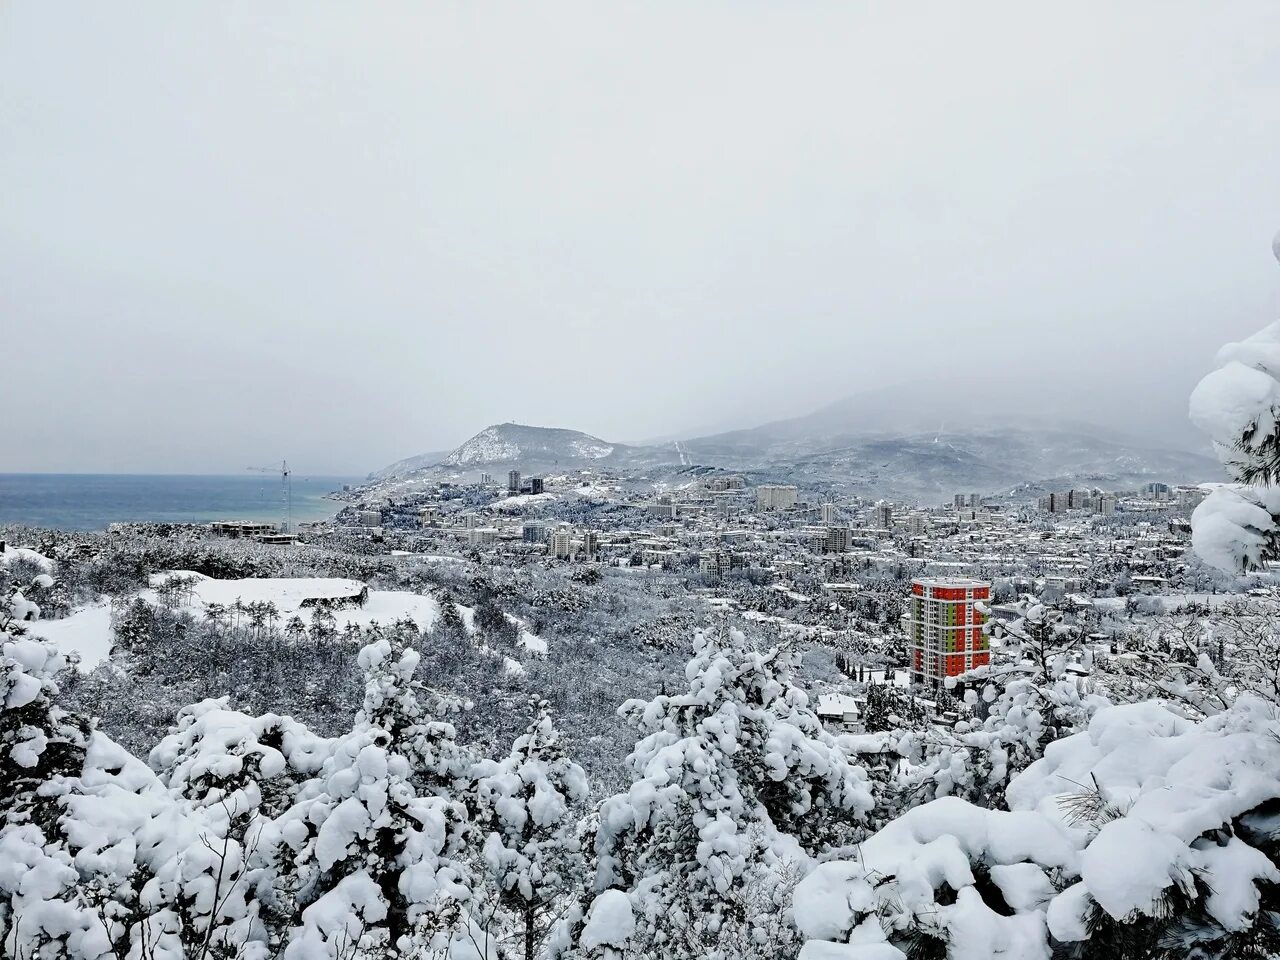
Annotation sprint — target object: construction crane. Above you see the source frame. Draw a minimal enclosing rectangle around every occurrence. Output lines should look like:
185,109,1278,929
246,460,292,533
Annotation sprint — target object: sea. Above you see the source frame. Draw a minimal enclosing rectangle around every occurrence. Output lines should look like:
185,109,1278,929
0,474,362,532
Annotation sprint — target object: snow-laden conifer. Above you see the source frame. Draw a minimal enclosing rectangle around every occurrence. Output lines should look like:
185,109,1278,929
578,627,874,960
470,697,589,960
269,636,481,959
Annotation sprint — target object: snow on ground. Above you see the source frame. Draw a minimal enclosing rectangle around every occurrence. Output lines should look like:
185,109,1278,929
152,572,365,609
339,591,440,632
504,612,548,656
490,492,557,511
389,551,464,563
864,668,911,688
0,544,54,573
518,631,547,656
456,604,478,635
27,601,113,671
149,572,441,632
572,483,617,500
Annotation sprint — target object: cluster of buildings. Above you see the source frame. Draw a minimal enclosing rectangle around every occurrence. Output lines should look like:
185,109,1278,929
208,520,298,545
195,443,1266,759
1037,484,1205,516
507,471,545,496
237,464,1238,737
320,469,1205,607
1038,489,1117,515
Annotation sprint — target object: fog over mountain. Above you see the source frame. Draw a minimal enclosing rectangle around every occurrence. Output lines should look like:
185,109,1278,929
370,377,1222,500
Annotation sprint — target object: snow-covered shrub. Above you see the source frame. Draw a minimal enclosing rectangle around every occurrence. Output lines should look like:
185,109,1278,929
470,697,589,960
0,581,94,958
2,584,90,827
576,627,875,960
148,699,337,957
2,571,215,960
796,696,1280,960
266,637,480,959
1189,242,1280,572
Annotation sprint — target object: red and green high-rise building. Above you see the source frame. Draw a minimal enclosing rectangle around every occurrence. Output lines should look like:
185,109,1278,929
906,577,991,686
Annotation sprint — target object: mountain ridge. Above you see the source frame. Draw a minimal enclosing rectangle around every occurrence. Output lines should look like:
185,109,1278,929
367,395,1220,499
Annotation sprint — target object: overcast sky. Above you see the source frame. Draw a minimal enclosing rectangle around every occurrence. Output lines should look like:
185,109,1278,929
3,2,1280,475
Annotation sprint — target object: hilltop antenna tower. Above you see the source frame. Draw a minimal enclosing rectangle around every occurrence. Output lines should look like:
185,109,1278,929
246,460,292,533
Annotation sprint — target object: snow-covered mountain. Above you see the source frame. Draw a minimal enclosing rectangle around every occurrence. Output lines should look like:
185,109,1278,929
442,423,617,466
368,404,1220,499
697,426,1220,500
368,449,454,481
372,422,680,479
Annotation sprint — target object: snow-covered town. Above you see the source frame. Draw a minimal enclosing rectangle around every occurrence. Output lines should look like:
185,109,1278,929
7,4,1280,959
9,316,1280,959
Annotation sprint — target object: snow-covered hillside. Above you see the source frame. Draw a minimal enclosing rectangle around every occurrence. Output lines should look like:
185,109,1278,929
441,423,615,466
369,414,1217,499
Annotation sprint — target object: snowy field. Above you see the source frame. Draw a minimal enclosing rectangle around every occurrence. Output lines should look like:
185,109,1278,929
26,573,443,672
490,492,557,511
148,572,441,632
26,601,114,671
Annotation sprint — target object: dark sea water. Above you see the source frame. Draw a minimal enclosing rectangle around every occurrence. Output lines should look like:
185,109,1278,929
0,474,360,532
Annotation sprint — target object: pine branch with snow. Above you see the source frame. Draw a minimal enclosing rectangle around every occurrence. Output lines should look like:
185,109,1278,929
795,696,1280,960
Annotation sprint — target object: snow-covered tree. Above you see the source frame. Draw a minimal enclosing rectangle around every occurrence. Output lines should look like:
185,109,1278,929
470,697,589,960
577,627,874,960
1189,235,1280,572
267,636,480,959
795,696,1280,960
148,698,335,958
1108,595,1280,718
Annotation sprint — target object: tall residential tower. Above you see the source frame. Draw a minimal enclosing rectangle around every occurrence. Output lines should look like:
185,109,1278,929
906,577,991,686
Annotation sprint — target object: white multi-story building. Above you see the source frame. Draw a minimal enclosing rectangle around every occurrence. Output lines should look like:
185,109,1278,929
757,485,798,511
869,502,893,529
820,502,837,524
548,527,574,559
699,550,728,579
